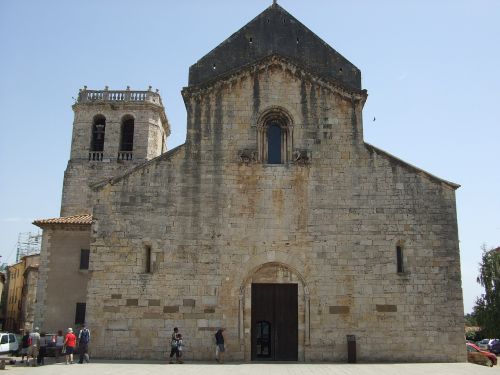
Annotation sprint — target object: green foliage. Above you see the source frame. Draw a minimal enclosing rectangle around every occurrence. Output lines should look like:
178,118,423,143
464,313,477,326
473,245,500,337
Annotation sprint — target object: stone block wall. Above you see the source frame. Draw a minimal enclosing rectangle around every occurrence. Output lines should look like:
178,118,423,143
21,268,38,330
34,226,91,332
85,60,464,362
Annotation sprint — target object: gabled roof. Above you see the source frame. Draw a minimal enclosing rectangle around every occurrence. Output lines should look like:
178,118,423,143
33,214,92,228
184,54,367,102
189,3,361,90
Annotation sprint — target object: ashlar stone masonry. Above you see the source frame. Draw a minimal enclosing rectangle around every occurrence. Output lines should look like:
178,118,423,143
35,3,465,363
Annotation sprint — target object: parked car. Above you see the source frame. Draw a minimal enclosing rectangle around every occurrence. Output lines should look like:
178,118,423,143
467,342,497,367
477,338,491,351
44,333,58,357
488,339,500,355
0,332,19,355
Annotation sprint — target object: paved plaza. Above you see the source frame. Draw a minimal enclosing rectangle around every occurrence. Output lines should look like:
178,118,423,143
2,360,499,375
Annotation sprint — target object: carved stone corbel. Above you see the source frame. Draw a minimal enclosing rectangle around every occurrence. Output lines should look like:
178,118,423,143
293,149,311,165
238,149,257,165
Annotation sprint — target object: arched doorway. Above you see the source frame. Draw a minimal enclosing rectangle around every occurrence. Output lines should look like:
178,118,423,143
239,262,310,361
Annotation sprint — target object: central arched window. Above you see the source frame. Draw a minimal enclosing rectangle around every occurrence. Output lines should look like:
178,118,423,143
91,115,106,152
267,123,282,164
257,107,293,164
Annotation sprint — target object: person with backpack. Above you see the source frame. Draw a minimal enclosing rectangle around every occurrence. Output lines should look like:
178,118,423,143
78,324,91,364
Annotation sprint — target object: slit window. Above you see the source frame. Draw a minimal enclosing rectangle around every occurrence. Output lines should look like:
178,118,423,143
145,246,152,273
75,302,86,325
79,249,90,270
396,245,404,273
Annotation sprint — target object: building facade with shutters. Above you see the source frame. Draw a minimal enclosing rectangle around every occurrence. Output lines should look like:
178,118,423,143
34,3,465,362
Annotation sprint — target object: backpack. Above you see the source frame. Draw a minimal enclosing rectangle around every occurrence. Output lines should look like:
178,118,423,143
215,330,223,344
80,329,90,344
23,335,32,347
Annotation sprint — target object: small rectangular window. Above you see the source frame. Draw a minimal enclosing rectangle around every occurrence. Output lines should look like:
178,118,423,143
75,302,86,325
80,249,90,270
145,246,152,273
396,246,404,273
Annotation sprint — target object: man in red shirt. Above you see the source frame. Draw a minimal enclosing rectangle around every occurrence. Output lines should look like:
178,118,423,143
64,328,77,365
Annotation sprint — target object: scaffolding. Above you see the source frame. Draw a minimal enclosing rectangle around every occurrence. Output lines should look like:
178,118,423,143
16,232,42,262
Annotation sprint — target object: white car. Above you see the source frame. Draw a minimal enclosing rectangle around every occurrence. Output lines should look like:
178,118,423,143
0,333,19,355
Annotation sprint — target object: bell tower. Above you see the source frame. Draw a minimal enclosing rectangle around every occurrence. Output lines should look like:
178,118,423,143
61,86,170,217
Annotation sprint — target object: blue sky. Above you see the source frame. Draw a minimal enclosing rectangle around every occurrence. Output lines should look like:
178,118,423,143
0,0,499,314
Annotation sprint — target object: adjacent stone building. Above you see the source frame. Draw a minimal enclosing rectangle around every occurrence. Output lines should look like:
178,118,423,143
5,254,40,332
34,3,465,362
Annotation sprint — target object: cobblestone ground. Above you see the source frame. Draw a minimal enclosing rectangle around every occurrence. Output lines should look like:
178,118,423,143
1,359,499,375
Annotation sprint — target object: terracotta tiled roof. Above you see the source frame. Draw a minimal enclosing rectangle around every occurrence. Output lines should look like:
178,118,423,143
33,214,92,227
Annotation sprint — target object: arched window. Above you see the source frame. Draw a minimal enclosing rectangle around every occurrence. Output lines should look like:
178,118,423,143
120,116,134,152
257,108,293,164
90,115,106,152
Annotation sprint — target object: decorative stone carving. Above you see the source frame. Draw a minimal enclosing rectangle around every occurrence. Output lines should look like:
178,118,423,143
238,149,257,164
293,149,311,165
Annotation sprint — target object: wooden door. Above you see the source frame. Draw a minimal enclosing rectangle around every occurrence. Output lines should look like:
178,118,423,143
251,283,298,361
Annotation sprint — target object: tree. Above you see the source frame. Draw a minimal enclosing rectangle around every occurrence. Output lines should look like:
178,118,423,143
464,313,477,326
473,245,500,338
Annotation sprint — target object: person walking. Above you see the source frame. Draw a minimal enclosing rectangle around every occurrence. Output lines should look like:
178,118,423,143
78,324,91,363
64,328,77,364
168,327,179,364
37,332,47,365
55,330,65,363
215,328,225,364
28,327,40,367
20,331,30,364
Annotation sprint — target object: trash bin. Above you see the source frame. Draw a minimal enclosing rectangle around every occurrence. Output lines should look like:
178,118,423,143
347,335,356,363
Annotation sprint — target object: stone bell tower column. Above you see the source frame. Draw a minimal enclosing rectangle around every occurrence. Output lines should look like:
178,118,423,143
60,86,170,217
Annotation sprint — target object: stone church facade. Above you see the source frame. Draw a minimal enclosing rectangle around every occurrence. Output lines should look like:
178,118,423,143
34,3,465,362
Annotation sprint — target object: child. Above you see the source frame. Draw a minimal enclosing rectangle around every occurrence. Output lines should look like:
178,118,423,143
176,334,184,364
